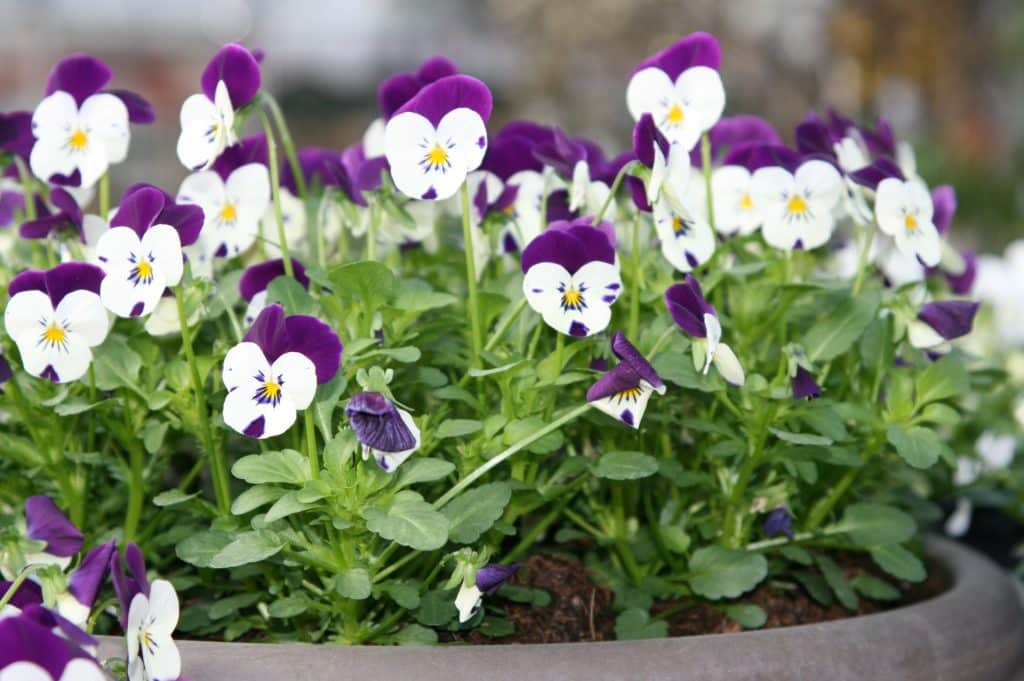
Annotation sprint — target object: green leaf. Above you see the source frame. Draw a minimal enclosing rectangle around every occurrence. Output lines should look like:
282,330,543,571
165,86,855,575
720,603,767,629
395,458,455,489
840,502,916,546
800,406,849,442
392,284,458,311
209,593,261,620
816,555,858,609
232,450,311,485
768,428,833,447
335,567,372,600
886,424,942,469
176,530,236,568
415,589,457,626
142,421,169,455
441,482,511,544
915,355,969,407
264,491,317,524
91,336,142,391
802,288,881,362
614,608,668,640
435,419,483,439
231,485,286,515
468,361,526,378
268,595,310,618
794,569,833,606
870,544,926,582
362,491,449,550
379,581,421,609
851,575,900,601
780,546,813,566
391,623,438,645
327,260,396,308
503,417,564,454
209,530,285,569
266,275,316,315
378,346,421,363
498,585,551,606
152,490,198,508
312,374,348,441
687,546,767,600
591,451,659,480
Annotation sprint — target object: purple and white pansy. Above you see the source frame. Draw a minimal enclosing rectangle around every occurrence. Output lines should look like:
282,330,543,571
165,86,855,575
454,563,519,623
665,276,744,386
30,54,152,189
223,304,342,439
626,32,726,151
384,74,493,201
0,496,83,580
632,113,691,210
874,174,942,268
907,300,979,352
54,540,115,627
0,613,105,681
239,258,309,326
178,134,270,263
125,579,181,681
3,263,109,383
345,391,422,472
521,223,622,338
94,184,203,318
586,332,666,428
177,43,261,171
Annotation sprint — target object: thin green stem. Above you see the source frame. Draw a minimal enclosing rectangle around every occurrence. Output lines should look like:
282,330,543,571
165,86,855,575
701,132,716,232
434,404,592,509
14,158,36,220
592,161,633,225
260,93,308,200
746,524,847,551
175,286,231,513
629,211,642,339
124,440,144,542
852,221,878,295
484,298,528,352
99,171,110,218
257,109,295,278
366,200,379,261
460,182,483,371
304,409,319,480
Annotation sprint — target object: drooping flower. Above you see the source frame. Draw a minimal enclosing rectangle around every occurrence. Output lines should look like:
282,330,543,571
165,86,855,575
455,563,519,623
94,184,203,318
750,152,843,251
0,497,83,580
875,175,941,267
110,543,150,629
587,332,666,428
791,366,822,400
626,32,725,151
17,189,82,241
223,304,342,439
178,133,270,263
0,613,105,681
29,54,152,189
521,224,621,337
125,579,181,681
664,276,744,386
345,391,422,472
3,263,108,383
384,74,492,200
907,300,979,351
631,113,691,210
239,258,309,326
763,506,794,539
55,540,116,627
177,44,261,171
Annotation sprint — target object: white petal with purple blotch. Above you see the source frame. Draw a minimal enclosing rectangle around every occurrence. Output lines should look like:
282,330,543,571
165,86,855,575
126,579,180,681
523,260,622,337
176,80,236,171
96,226,180,319
222,343,317,439
653,198,715,273
626,66,725,150
875,178,940,267
386,108,487,201
260,186,308,254
590,379,660,429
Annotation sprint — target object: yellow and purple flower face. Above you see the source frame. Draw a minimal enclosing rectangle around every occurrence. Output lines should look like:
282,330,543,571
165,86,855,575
749,152,843,252
875,176,941,268
587,332,666,428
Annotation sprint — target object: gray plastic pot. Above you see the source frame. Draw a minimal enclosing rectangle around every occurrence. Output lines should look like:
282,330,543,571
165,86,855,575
98,536,1024,680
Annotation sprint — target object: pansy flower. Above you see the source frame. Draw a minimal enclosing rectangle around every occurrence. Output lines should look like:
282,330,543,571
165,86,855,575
0,496,83,580
748,146,843,251
791,366,822,400
55,540,116,628
664,276,744,386
29,54,153,189
345,391,422,472
477,121,551,249
223,304,342,439
384,74,492,201
178,133,270,263
795,112,874,224
0,110,35,169
0,613,105,681
125,579,181,681
587,332,666,428
455,563,519,623
532,129,616,219
521,223,621,337
110,543,150,629
907,300,979,352
763,506,794,539
94,184,203,318
631,113,691,210
946,432,1016,537
177,44,261,171
239,258,309,326
18,188,82,241
626,32,726,151
874,174,941,268
3,263,108,383
378,56,460,120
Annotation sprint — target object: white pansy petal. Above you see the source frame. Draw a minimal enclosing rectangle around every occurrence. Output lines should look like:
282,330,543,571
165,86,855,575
665,143,692,195
60,659,107,681
177,122,219,171
704,313,722,357
455,583,483,623
675,66,726,131
177,170,226,208
0,662,52,681
271,351,318,410
648,146,667,204
223,341,271,391
713,342,745,386
100,265,166,318
907,220,941,267
363,117,387,157
523,262,572,318
214,79,234,116
14,332,53,379
74,144,110,189
144,297,182,337
385,112,441,200
591,381,655,429
127,657,145,681
751,166,795,209
141,633,181,681
626,67,674,121
95,225,142,269
227,163,271,210
142,224,184,287
179,93,217,127
48,334,93,383
79,92,130,163
712,165,758,235
81,214,108,249
146,579,180,634
560,261,621,337
796,160,842,213
29,136,77,185
5,290,53,339
56,289,109,347
907,319,945,349
223,385,268,436
32,90,78,138
437,107,488,172
874,178,906,236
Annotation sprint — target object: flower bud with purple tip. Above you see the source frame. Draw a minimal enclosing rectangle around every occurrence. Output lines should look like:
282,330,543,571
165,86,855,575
455,562,520,623
345,391,421,473
763,507,794,539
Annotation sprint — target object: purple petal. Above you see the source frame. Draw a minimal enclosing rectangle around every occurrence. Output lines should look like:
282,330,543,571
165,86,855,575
860,116,896,158
211,134,269,181
49,188,82,226
593,151,635,186
201,43,261,108
111,542,149,627
627,176,651,213
0,613,88,678
481,129,544,179
794,114,837,159
105,89,155,124
611,331,663,389
345,391,416,452
0,579,42,612
377,73,422,120
0,189,25,228
931,185,957,235
244,305,342,383
24,496,83,558
664,276,716,338
946,251,976,295
0,354,12,386
111,185,165,237
7,270,47,299
19,214,69,240
44,53,112,105
551,216,617,249
67,540,116,609
20,604,98,650
763,507,794,539
47,169,82,188
544,189,573,222
395,75,492,127
848,157,904,190
722,143,801,173
826,108,856,139
532,127,587,177
633,32,721,79
587,363,642,403
691,115,783,166
42,262,105,306
0,111,34,161
353,156,389,198
632,113,670,169
157,202,205,247
918,300,979,341
791,366,821,400
415,55,459,83
239,258,309,301
521,223,616,275
476,563,520,594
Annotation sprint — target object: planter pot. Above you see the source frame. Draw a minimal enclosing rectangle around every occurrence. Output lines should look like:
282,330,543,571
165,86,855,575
98,537,1024,681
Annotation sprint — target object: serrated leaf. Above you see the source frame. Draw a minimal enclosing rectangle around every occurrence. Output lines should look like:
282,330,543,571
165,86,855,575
441,482,511,543
327,260,395,308
794,570,833,606
379,581,420,609
591,451,659,480
687,547,767,600
362,491,449,550
392,285,458,311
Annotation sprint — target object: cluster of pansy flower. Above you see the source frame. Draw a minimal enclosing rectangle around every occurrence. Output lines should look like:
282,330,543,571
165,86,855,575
0,497,182,681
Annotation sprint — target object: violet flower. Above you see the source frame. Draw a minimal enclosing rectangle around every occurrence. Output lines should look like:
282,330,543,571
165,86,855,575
377,56,459,120
763,507,794,539
57,540,116,627
110,543,150,629
791,366,822,400
223,304,342,439
587,332,666,428
345,391,422,472
0,612,105,681
664,276,744,386
18,188,82,240
239,257,309,326
0,110,35,167
908,300,980,351
455,563,520,623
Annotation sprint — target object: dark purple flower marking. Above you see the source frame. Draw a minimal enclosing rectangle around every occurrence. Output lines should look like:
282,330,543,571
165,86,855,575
244,304,342,384
689,114,782,167
480,122,547,180
664,276,716,338
586,332,665,403
44,53,154,124
632,31,721,79
946,251,976,295
848,157,904,190
110,184,204,246
345,391,417,453
66,539,116,612
632,113,671,170
546,216,616,249
239,258,309,302
763,506,794,539
0,579,42,610
8,264,103,308
0,611,98,677
918,300,979,341
931,185,956,235
19,603,98,650
211,134,269,180
520,224,616,275
0,111,34,163
722,143,801,173
201,43,262,108
791,366,821,400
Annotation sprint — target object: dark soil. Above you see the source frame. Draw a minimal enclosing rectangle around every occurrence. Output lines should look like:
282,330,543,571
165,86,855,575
446,550,949,644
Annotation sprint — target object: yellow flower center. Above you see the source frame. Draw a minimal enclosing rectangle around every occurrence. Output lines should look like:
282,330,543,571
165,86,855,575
615,386,643,402
904,213,917,230
43,322,66,344
740,194,754,209
563,288,581,307
672,215,688,235
220,203,237,222
787,195,808,214
427,144,448,167
667,104,685,124
136,261,153,279
261,381,281,399
69,129,88,150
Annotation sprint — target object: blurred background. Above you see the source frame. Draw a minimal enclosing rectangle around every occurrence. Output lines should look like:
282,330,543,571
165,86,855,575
0,0,1021,250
